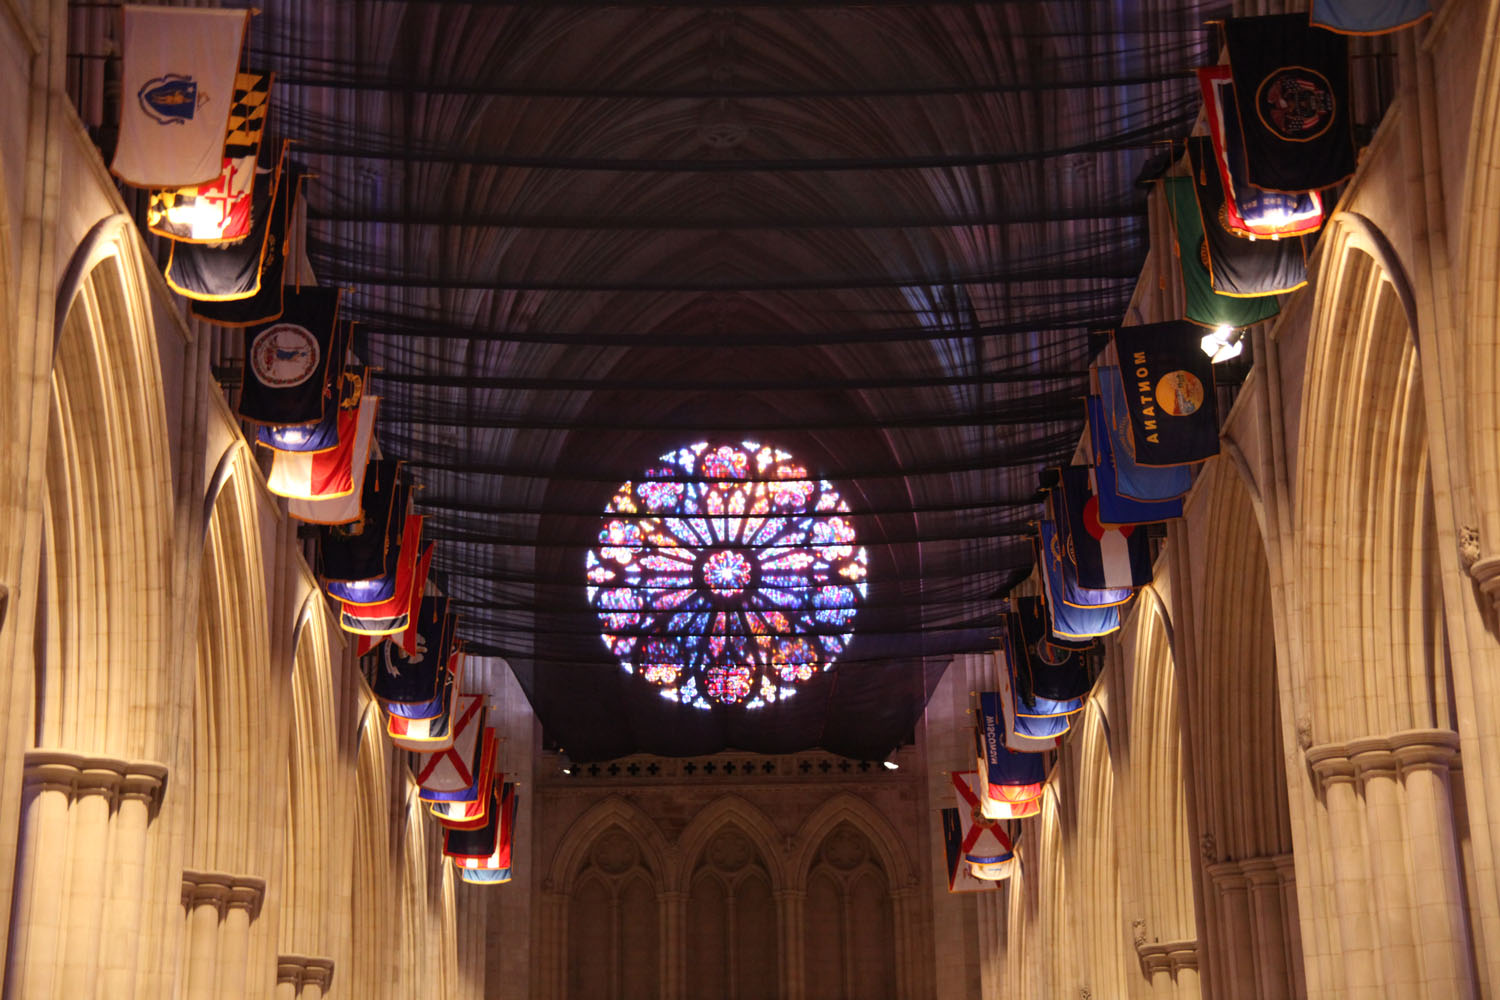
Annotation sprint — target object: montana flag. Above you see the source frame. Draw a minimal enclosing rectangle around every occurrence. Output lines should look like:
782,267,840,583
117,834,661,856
1163,177,1281,330
1034,522,1122,640
1310,0,1430,34
1225,15,1356,192
1055,465,1152,591
369,595,452,706
146,72,271,243
318,461,402,582
1197,67,1325,238
1095,370,1194,502
1111,324,1220,466
419,705,490,800
950,771,1016,878
1087,395,1186,523
191,164,301,327
167,148,284,303
238,287,341,425
1184,137,1308,298
940,808,1002,892
111,6,250,188
455,783,517,882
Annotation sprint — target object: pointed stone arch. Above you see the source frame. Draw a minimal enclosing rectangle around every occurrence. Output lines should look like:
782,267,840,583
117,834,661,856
673,793,788,893
544,795,672,894
789,792,915,890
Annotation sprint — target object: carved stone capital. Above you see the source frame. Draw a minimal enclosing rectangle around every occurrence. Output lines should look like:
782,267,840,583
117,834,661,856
1306,744,1357,787
278,954,335,990
1166,941,1199,974
1389,728,1461,772
23,749,168,809
1307,730,1460,789
182,870,265,920
1347,737,1400,781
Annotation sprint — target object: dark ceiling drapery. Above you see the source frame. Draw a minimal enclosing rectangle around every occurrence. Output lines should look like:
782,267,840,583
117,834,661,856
241,1,1218,761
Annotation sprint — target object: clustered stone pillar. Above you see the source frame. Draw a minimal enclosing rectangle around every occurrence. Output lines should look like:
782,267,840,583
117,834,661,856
180,870,266,1000
657,888,686,1000
276,954,335,1000
1306,729,1474,1000
776,887,806,1000
1137,940,1199,1000
4,750,166,1000
1205,854,1297,999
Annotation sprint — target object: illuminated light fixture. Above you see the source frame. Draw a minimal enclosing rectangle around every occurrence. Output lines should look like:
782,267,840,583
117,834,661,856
882,758,900,771
1200,324,1245,364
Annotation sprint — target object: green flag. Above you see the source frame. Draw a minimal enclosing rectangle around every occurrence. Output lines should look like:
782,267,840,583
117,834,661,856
1162,177,1280,329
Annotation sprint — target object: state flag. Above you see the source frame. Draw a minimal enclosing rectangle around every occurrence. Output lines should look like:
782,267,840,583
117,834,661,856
443,765,504,862
261,362,363,457
1055,465,1152,591
388,657,460,751
146,72,271,244
419,705,490,800
1310,0,1430,34
1163,177,1280,330
950,771,1016,874
1225,15,1356,192
1086,394,1185,523
399,545,438,656
940,808,1002,892
976,715,1044,821
1039,494,1132,608
456,783,518,883
1034,522,1122,640
171,150,293,312
288,395,379,526
265,392,374,502
1111,324,1220,466
1011,598,1094,700
318,461,402,582
432,736,498,828
369,596,452,706
1197,66,1325,238
1095,369,1195,502
340,517,425,636
111,6,250,188
1184,137,1308,299
237,287,341,425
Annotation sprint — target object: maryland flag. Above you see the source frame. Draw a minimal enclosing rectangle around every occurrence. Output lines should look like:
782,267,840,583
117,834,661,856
1224,15,1356,192
238,287,342,425
111,6,249,188
1111,323,1220,466
1310,0,1430,34
1197,67,1324,238
456,783,518,884
147,72,271,243
1086,394,1185,524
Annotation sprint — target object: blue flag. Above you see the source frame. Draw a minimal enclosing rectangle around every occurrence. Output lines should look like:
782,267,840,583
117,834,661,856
1087,395,1185,523
1034,521,1122,640
1310,0,1429,35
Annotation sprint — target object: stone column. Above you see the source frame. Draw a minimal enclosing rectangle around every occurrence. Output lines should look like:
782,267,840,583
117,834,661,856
776,888,806,1000
217,876,266,998
55,761,120,999
889,886,919,1000
1350,738,1421,996
100,763,168,1000
278,954,335,1000
1206,862,1256,998
1307,748,1380,1000
657,889,686,1000
1391,731,1475,1000
1273,854,1306,1000
1138,945,1174,1000
5,755,77,1000
298,957,335,1000
1242,856,1292,1000
181,873,232,1000
1167,942,1200,999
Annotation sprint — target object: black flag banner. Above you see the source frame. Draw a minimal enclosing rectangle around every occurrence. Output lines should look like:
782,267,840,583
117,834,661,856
237,286,340,425
166,143,288,304
366,597,453,705
1224,14,1355,192
1185,137,1308,298
192,156,300,327
1011,598,1094,701
1112,323,1220,466
318,461,404,582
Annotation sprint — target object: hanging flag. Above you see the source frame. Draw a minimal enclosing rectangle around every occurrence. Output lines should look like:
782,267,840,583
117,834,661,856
265,392,374,502
399,545,437,656
1184,137,1308,299
433,735,498,828
288,394,379,526
388,658,460,751
1039,493,1132,608
940,807,1002,892
111,6,250,188
1034,523,1122,640
318,461,402,582
237,287,341,425
260,363,363,455
1310,0,1430,34
1095,370,1194,502
420,708,492,801
976,714,1044,820
1086,394,1186,523
1197,67,1325,238
1224,15,1356,192
146,72,271,243
170,150,293,309
369,596,452,705
1011,598,1094,701
1163,177,1281,330
1054,466,1153,591
442,761,504,861
991,646,1063,751
949,771,1016,880
340,517,425,636
457,783,518,883
1112,324,1220,466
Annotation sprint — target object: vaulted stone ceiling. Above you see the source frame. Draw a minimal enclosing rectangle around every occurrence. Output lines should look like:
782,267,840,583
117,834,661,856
249,1,1216,760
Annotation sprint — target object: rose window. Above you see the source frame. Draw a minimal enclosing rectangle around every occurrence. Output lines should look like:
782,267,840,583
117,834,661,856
586,441,868,709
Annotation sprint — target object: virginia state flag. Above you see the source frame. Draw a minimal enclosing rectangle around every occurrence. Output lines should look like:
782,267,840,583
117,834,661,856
1055,465,1152,591
1111,324,1220,467
111,6,250,188
238,287,342,426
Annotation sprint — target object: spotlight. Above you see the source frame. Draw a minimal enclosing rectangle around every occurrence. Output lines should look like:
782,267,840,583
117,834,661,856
1199,324,1244,364
882,759,900,771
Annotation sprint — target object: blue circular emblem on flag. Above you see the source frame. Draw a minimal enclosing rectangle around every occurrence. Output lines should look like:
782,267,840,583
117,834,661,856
138,74,200,125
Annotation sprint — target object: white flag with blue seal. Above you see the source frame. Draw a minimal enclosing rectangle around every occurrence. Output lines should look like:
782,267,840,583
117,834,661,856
111,6,249,188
